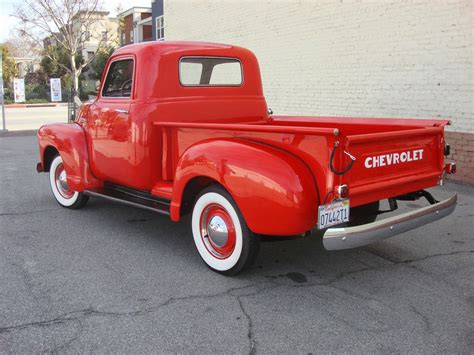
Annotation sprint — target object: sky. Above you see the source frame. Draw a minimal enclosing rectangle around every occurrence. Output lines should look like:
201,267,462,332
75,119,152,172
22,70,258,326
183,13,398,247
0,0,151,43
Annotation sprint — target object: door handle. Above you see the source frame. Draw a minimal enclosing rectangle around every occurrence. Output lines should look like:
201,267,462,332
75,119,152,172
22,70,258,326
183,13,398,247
114,109,129,114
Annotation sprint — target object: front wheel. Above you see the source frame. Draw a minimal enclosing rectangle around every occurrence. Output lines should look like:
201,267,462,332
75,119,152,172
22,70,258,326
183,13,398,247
191,186,260,275
49,155,89,209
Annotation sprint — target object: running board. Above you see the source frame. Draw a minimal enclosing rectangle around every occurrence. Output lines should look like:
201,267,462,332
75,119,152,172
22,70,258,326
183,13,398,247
85,184,171,216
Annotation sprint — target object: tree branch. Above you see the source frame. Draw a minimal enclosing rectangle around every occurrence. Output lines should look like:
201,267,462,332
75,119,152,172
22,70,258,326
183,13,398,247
12,0,108,94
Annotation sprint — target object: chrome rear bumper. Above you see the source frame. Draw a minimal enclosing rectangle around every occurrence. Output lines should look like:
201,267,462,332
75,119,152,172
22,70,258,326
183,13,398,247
323,193,457,250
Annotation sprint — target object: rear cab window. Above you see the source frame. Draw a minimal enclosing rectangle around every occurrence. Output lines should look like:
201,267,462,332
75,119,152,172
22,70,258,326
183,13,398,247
102,58,134,98
179,57,243,86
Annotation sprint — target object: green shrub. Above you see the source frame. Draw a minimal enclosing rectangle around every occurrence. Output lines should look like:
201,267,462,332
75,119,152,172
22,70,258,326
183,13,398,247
3,87,13,101
26,83,49,101
26,98,49,104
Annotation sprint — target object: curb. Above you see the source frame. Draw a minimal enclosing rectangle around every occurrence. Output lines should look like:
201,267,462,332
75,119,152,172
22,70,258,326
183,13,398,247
5,103,67,109
0,129,38,137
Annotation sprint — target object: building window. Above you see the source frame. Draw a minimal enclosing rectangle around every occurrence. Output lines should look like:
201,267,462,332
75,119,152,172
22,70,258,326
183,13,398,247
130,30,134,43
179,57,243,86
102,31,108,41
84,31,90,41
87,51,94,60
156,16,164,41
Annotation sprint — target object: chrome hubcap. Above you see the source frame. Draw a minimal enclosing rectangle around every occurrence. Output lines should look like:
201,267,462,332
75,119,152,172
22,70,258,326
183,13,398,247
199,204,236,259
58,170,69,191
55,163,73,198
207,215,228,247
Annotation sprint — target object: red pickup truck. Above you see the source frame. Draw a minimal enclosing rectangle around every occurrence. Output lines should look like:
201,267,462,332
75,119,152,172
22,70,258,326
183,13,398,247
37,42,457,275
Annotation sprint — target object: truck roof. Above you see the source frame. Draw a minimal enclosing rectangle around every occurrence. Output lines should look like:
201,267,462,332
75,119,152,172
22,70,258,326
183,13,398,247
114,41,254,59
108,41,264,101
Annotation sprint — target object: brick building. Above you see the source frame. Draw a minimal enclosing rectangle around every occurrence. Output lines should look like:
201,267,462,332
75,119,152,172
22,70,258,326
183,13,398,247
164,1,473,183
118,7,153,46
118,1,165,46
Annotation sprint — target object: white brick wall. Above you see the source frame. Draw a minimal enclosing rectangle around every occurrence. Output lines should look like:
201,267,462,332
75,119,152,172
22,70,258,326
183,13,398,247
164,0,473,133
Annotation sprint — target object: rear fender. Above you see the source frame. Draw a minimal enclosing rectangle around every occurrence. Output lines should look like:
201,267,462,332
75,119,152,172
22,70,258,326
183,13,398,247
37,123,101,191
171,139,318,236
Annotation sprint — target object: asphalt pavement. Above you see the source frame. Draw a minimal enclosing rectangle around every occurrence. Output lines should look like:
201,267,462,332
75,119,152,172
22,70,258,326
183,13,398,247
0,135,473,353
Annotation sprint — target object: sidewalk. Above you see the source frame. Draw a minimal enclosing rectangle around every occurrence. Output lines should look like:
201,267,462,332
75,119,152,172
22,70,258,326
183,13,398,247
5,102,68,109
1,105,69,132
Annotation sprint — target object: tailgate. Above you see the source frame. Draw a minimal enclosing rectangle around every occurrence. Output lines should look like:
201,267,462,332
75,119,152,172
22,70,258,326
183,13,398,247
344,127,445,203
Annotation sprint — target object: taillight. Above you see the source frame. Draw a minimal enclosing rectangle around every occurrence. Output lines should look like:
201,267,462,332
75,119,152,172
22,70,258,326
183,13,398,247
444,143,451,156
445,162,456,174
335,184,349,199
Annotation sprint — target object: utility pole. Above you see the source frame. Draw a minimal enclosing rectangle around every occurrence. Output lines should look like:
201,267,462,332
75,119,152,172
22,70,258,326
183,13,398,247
0,50,7,132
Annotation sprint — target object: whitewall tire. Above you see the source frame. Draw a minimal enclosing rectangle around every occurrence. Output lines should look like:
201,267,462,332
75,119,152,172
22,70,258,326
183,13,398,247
191,186,259,275
49,155,89,209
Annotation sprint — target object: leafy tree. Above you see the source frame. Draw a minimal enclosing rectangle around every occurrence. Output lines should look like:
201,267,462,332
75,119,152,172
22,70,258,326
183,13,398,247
90,46,114,80
40,45,84,80
0,44,18,86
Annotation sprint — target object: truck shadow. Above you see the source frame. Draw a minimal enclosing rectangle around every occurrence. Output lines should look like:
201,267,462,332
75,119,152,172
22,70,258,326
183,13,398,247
83,198,387,284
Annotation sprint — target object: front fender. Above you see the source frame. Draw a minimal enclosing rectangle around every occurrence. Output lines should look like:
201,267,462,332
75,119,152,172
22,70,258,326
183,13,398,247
38,123,101,191
171,139,318,236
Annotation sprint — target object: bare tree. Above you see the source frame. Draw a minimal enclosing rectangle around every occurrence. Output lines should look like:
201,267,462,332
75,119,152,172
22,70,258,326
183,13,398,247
13,0,114,99
3,32,42,58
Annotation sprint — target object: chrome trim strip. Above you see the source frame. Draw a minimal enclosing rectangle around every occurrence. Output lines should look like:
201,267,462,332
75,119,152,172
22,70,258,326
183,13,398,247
323,193,457,250
84,190,170,216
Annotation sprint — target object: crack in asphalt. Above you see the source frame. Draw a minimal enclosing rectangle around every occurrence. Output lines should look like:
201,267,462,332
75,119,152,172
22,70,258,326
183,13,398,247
10,261,46,304
0,282,277,352
236,295,257,355
230,283,280,355
364,249,473,265
1,250,472,351
409,305,432,334
47,319,84,354
401,250,474,264
0,208,60,217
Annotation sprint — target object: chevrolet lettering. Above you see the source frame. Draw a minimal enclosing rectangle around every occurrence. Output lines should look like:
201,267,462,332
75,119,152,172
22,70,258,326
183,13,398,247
36,42,457,275
365,149,424,169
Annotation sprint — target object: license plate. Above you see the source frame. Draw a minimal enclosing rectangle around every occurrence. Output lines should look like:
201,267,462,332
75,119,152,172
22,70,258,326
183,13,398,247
318,199,350,229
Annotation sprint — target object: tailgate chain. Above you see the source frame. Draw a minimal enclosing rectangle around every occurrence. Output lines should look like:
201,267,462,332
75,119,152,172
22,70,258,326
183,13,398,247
330,141,356,175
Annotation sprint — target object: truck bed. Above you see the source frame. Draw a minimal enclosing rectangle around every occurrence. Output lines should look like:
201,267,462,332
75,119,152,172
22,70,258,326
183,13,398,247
153,115,449,208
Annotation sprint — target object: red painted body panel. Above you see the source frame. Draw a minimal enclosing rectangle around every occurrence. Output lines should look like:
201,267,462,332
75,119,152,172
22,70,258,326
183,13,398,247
170,139,318,235
36,41,454,237
37,123,102,191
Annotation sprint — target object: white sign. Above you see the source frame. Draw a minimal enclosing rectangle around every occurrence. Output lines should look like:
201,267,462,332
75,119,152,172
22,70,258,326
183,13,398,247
13,78,25,103
50,78,62,102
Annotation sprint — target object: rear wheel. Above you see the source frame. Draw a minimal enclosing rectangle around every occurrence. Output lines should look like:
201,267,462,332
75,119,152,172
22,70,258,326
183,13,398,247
191,186,259,275
49,155,89,209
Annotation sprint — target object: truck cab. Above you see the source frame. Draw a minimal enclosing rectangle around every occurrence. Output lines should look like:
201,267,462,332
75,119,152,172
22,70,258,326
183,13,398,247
82,42,268,192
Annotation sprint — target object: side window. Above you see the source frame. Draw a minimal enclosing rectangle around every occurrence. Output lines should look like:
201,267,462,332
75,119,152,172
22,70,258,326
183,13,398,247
102,59,134,98
179,57,243,86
